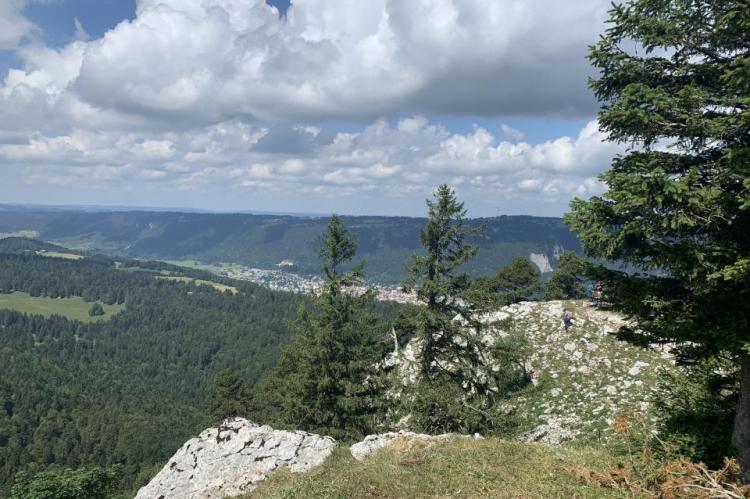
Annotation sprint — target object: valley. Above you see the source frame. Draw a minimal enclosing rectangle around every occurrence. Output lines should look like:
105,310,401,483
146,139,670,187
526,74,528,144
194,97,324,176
0,209,579,284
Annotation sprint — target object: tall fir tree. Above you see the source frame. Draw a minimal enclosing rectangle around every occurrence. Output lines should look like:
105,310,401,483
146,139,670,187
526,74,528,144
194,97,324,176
403,184,479,378
565,0,750,480
398,185,525,433
269,215,386,440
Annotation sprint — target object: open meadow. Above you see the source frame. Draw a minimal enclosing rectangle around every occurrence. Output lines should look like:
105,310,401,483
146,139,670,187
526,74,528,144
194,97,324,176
0,292,124,322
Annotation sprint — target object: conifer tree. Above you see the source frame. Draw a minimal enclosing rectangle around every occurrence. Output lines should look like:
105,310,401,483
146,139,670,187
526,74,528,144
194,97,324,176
565,0,750,480
543,252,588,300
88,302,105,317
206,369,250,424
403,184,479,378
467,257,542,309
272,215,386,440
398,185,523,433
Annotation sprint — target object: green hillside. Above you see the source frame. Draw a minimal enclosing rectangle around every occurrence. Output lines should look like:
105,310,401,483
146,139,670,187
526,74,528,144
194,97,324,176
0,210,580,283
0,253,314,496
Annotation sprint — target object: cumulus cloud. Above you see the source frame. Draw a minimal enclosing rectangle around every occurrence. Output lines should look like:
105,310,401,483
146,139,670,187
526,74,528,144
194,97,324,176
0,0,621,215
0,116,620,214
1,0,609,127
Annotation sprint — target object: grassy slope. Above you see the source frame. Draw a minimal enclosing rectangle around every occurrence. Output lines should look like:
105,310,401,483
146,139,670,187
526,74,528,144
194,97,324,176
247,438,630,499
0,291,124,322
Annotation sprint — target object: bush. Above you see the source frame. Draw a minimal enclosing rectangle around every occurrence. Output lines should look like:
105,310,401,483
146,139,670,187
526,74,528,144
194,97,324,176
11,466,121,499
87,302,105,317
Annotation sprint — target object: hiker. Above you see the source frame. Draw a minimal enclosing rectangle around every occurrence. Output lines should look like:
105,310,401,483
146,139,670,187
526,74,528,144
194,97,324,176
591,282,604,307
563,308,574,331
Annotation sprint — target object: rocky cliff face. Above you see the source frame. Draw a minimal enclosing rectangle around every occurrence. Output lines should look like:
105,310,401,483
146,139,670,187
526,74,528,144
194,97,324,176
134,418,336,499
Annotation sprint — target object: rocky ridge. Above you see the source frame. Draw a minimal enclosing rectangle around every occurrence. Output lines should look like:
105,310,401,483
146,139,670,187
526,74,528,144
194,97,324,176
134,418,336,499
387,300,675,443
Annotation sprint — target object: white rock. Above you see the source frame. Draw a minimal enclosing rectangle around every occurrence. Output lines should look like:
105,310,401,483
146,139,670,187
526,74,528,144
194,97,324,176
518,417,577,445
134,418,336,499
628,361,649,376
350,431,455,461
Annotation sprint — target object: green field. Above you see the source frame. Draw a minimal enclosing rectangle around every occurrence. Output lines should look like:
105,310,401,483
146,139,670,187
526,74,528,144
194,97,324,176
0,230,39,239
156,275,238,294
160,259,234,272
0,292,124,322
38,251,84,260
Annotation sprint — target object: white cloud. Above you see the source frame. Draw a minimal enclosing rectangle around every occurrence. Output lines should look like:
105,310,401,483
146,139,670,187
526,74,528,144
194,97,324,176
500,123,524,141
1,0,609,128
0,116,621,214
73,18,90,42
0,1,35,50
0,0,622,215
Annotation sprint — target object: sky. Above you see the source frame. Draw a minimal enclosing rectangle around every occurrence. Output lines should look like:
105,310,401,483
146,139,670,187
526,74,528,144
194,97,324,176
0,0,625,217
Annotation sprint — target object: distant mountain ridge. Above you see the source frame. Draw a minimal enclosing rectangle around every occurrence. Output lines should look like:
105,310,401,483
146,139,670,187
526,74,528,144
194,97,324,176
0,210,581,283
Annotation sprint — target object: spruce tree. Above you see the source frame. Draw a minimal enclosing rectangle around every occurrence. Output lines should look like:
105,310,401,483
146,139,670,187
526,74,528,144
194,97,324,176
88,302,105,317
399,185,516,433
565,0,750,480
543,252,588,300
467,257,542,309
403,184,478,378
273,215,385,440
206,369,250,424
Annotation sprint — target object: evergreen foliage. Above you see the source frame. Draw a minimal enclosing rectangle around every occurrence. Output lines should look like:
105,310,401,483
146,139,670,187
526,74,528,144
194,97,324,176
398,185,528,433
87,302,105,317
565,0,750,480
467,257,542,310
403,184,479,378
0,253,307,495
543,251,589,300
251,216,389,440
205,370,253,425
10,466,122,499
655,357,738,468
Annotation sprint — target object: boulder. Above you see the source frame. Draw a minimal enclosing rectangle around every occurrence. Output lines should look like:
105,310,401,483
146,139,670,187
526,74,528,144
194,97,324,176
134,418,336,499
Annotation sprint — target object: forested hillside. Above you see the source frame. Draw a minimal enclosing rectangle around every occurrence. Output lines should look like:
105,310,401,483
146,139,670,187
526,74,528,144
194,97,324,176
0,210,580,283
0,252,403,496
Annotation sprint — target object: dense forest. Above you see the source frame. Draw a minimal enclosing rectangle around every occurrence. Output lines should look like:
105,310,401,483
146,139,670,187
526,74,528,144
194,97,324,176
0,210,580,283
0,249,399,496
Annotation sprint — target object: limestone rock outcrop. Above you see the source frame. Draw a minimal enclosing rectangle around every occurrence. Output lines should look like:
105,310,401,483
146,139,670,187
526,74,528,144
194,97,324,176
350,431,481,461
134,418,336,499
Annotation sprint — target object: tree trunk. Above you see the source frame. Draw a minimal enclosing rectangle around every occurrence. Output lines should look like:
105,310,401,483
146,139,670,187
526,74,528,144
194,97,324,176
733,354,750,483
